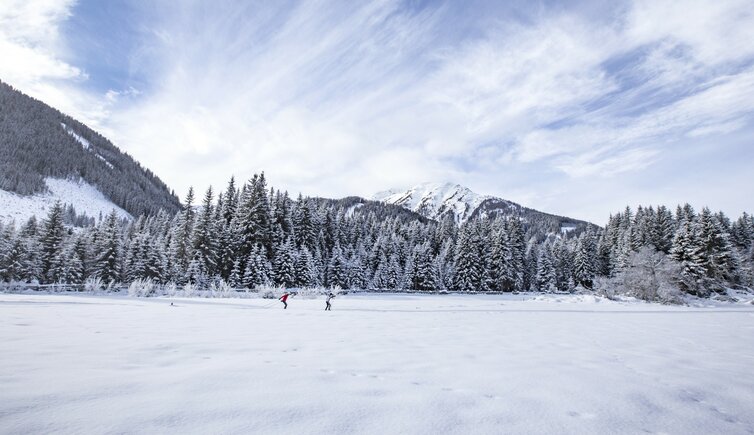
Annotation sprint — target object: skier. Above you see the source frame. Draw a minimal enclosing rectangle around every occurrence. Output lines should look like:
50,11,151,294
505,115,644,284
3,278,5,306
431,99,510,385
279,291,291,309
325,292,335,311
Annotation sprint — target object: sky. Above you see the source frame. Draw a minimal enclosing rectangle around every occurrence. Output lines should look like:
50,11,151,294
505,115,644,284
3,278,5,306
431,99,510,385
1,0,753,224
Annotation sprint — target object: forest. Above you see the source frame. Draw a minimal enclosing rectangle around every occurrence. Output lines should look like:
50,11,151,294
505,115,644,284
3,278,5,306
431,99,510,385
1,173,752,302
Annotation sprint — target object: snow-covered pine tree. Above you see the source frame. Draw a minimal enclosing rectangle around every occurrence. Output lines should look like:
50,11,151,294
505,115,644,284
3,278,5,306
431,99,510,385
293,195,317,251
453,222,485,291
242,245,271,289
696,207,736,287
670,217,706,294
507,218,526,291
40,201,65,283
536,244,557,292
228,258,242,288
573,230,597,289
326,243,348,289
487,223,510,292
56,244,84,284
651,206,675,253
125,231,147,282
142,237,165,283
192,186,218,276
408,242,436,291
294,246,317,288
169,188,196,282
273,238,297,287
94,210,122,285
0,232,26,282
348,252,368,290
186,252,206,287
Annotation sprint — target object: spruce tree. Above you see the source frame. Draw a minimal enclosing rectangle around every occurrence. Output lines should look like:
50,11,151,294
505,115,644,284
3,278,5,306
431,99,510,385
294,246,317,288
95,210,121,285
273,238,297,287
536,245,557,292
40,201,65,283
192,186,218,276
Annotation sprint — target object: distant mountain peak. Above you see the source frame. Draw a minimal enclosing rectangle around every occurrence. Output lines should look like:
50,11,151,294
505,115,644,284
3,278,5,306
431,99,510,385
372,182,591,231
372,182,501,223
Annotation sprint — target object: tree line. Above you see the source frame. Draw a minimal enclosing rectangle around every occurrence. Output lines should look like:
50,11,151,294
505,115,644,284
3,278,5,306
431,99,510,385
1,173,752,301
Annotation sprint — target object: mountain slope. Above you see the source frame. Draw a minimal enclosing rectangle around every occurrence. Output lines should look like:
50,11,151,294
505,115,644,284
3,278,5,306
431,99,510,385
0,177,131,225
0,80,181,218
373,182,593,230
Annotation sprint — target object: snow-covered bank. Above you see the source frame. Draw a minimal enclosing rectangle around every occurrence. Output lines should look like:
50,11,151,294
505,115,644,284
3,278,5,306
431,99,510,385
1,293,753,434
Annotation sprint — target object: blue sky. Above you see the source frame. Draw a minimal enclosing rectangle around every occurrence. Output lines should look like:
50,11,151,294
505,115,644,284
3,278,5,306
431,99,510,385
1,0,753,224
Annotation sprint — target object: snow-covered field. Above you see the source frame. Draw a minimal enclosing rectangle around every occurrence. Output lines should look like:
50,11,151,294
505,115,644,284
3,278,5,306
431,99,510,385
0,177,131,225
2,293,754,434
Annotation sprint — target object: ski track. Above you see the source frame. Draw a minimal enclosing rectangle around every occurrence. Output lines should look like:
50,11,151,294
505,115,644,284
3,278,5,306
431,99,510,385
1,293,754,434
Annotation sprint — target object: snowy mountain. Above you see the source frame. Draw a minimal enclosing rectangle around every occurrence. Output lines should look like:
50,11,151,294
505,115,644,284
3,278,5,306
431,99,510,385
0,80,181,218
373,182,500,223
0,177,131,225
373,182,591,229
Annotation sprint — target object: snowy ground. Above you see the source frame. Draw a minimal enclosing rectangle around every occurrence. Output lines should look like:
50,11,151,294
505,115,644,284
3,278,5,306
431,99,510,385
1,293,754,434
0,177,130,225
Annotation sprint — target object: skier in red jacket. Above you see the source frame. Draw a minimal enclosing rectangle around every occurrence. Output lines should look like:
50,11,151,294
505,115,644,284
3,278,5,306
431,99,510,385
279,292,290,309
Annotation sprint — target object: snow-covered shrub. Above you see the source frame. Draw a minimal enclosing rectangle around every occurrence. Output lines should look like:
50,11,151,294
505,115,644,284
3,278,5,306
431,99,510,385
163,282,178,297
210,280,235,298
182,282,197,297
255,283,287,299
600,247,684,304
84,276,105,292
128,278,155,297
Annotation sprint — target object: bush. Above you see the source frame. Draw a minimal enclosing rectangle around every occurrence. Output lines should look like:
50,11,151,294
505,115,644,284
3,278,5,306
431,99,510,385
128,278,155,297
84,276,105,292
598,247,684,304
209,280,234,298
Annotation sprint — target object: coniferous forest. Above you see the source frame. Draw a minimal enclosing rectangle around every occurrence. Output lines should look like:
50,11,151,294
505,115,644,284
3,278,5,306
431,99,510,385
0,80,181,216
1,172,752,302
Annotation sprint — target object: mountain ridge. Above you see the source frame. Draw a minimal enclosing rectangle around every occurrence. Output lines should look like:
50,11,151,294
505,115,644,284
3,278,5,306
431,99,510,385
373,181,594,230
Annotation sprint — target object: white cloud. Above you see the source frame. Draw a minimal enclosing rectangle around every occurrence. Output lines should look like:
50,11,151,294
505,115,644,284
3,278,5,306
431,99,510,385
2,0,753,223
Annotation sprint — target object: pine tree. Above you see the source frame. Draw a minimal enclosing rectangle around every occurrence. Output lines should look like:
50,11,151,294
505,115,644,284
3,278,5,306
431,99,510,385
326,244,348,289
697,207,736,286
170,188,196,280
294,246,317,288
273,238,297,287
243,245,271,289
453,223,485,291
536,245,557,292
228,259,242,288
293,195,316,251
192,186,218,276
95,210,121,285
670,218,706,293
40,201,65,283
348,253,368,290
0,234,26,282
573,231,597,289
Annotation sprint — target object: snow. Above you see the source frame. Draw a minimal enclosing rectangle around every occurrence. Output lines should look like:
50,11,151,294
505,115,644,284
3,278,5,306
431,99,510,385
60,123,115,169
345,202,364,219
373,182,496,223
561,225,578,234
94,153,115,169
2,292,753,434
0,177,131,225
61,122,90,150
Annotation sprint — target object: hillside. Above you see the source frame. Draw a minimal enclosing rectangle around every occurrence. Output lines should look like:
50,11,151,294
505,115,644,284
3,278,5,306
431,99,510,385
0,80,181,218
